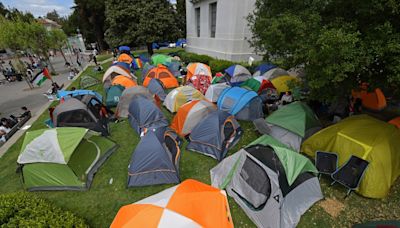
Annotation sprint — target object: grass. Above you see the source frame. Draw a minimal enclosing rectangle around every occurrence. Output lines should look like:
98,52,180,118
1,51,400,227
96,54,113,62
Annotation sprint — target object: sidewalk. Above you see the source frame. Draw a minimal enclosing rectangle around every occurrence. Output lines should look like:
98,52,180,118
0,55,93,157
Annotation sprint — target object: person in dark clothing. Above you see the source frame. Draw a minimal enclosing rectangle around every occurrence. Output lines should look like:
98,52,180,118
18,106,31,119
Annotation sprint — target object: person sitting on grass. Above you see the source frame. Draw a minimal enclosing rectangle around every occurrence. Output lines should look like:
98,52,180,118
280,91,293,105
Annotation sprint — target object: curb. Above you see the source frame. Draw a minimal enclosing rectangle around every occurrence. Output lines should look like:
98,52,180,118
0,63,92,158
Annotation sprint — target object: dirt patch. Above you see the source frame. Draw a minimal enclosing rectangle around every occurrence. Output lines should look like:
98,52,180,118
318,198,345,218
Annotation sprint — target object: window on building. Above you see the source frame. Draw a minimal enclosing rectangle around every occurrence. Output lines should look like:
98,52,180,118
209,2,217,38
195,7,200,37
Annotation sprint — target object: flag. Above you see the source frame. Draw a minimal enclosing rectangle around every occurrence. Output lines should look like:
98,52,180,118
31,68,51,86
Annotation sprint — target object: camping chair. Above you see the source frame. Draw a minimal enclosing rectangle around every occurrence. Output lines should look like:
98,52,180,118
330,155,369,198
315,151,338,179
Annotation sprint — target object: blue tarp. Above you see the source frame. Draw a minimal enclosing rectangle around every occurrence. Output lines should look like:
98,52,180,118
217,87,258,115
57,90,102,101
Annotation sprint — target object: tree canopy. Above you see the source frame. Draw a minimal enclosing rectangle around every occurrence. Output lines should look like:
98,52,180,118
248,0,400,102
104,0,180,52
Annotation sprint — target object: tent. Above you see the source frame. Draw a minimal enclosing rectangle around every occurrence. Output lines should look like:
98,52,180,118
112,179,234,228
186,62,212,81
143,64,179,89
205,83,231,103
262,67,290,80
253,63,277,77
187,110,242,161
119,46,130,52
117,53,133,64
170,100,216,136
351,88,387,111
166,60,183,77
225,65,252,86
127,128,181,187
141,62,155,83
302,115,400,198
187,74,211,95
128,95,169,135
57,90,102,102
79,75,100,89
151,54,172,66
116,86,155,118
17,127,117,191
254,102,321,151
217,87,264,121
103,65,136,89
212,73,230,84
111,75,137,88
147,78,167,101
164,86,206,112
105,85,125,108
53,97,110,136
211,135,322,228
112,61,131,70
270,75,297,94
241,78,277,95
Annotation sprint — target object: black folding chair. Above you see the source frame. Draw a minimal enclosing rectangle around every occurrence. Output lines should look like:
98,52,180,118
315,151,338,179
331,155,369,198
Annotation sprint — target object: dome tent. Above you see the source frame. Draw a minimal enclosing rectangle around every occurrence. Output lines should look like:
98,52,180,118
17,127,117,191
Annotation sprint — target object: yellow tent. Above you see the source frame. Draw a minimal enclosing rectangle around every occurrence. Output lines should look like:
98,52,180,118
270,75,297,94
302,115,400,198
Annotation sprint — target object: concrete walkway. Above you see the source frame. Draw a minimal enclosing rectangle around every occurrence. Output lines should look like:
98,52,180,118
0,54,91,156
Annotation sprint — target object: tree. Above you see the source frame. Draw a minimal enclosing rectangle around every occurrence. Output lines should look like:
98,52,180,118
49,29,68,64
61,10,79,36
46,10,63,24
104,0,180,55
175,0,186,38
73,0,108,50
248,0,400,102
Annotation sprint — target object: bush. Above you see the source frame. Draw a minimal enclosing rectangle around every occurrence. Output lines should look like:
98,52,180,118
0,192,88,227
178,51,213,65
209,59,234,74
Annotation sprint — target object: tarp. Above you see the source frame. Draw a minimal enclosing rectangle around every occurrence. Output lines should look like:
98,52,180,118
302,115,400,198
57,90,102,101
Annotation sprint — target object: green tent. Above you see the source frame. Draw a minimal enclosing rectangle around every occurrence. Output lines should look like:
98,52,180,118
17,127,117,191
240,78,261,92
254,101,321,151
80,75,101,89
248,135,317,185
151,54,172,66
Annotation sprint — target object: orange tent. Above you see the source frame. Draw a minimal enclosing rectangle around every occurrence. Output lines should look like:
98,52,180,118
111,179,233,228
186,62,212,81
170,100,216,136
143,64,179,89
389,117,400,128
352,88,387,111
111,75,137,88
117,53,133,64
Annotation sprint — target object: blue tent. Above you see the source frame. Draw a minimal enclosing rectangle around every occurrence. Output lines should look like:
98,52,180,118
217,87,264,121
112,61,131,71
118,46,130,52
57,90,102,101
127,128,181,187
253,63,277,76
224,65,252,86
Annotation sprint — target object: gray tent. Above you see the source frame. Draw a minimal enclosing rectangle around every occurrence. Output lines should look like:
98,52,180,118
140,63,155,84
116,86,154,118
147,78,167,101
205,83,231,103
53,96,109,136
128,128,181,187
187,110,242,161
128,95,168,135
211,135,323,228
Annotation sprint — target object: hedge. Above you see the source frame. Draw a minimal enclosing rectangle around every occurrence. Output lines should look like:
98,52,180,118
0,192,88,227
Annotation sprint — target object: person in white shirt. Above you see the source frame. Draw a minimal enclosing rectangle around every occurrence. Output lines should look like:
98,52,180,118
280,91,293,105
0,124,10,142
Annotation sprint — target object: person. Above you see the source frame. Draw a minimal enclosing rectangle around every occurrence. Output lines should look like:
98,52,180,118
1,117,16,129
280,91,293,105
354,98,363,114
51,82,63,94
18,106,31,119
68,69,76,80
71,87,76,91
92,48,98,65
0,123,11,142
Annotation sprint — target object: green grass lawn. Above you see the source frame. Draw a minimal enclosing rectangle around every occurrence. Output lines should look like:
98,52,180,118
96,54,113,62
0,55,399,227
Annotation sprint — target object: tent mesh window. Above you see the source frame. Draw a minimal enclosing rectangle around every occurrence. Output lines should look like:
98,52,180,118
241,157,271,197
222,97,235,109
147,72,156,78
223,121,235,141
87,98,102,119
159,72,171,79
165,134,180,168
58,110,94,125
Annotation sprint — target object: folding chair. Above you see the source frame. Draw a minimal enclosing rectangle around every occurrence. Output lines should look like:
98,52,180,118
331,155,369,198
315,151,338,179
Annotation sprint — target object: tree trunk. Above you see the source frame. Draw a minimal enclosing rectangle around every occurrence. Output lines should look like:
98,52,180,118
147,42,154,56
44,52,56,74
59,48,68,64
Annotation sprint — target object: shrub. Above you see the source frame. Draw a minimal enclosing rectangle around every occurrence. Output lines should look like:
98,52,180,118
178,51,213,65
209,59,234,75
0,192,88,227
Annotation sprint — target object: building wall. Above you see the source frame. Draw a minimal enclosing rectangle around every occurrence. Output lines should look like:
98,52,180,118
185,0,262,62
